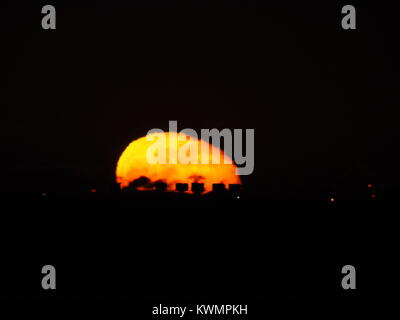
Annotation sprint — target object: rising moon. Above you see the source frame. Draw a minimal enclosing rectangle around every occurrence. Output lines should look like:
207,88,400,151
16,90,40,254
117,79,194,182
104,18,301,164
116,132,241,192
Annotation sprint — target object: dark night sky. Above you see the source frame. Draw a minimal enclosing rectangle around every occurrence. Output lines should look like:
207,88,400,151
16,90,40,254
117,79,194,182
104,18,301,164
1,1,399,194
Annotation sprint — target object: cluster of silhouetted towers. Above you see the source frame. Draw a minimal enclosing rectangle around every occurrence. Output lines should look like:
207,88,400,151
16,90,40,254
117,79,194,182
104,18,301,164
153,182,241,195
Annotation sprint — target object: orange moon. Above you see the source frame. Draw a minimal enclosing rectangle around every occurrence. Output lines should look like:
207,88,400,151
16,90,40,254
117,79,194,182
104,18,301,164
116,132,241,192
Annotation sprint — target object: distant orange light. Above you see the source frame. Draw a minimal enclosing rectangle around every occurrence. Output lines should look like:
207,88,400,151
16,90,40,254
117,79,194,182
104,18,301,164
330,198,335,202
116,132,241,193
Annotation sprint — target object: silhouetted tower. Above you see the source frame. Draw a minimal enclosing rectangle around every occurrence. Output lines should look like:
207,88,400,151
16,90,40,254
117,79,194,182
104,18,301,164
154,181,167,192
212,183,226,193
176,183,189,193
191,183,205,194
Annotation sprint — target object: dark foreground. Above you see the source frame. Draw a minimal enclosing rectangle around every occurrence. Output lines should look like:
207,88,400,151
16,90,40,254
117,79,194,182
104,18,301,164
1,189,399,304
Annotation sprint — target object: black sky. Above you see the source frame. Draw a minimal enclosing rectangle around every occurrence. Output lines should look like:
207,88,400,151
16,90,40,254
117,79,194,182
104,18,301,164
1,1,399,195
